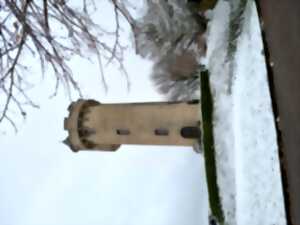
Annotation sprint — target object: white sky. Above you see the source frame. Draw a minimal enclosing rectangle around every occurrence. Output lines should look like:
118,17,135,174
0,1,209,225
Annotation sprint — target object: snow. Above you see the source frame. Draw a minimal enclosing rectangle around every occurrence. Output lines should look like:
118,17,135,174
206,2,236,224
206,1,287,224
233,2,286,225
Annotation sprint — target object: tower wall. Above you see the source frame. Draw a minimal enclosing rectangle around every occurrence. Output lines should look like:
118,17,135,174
64,100,200,152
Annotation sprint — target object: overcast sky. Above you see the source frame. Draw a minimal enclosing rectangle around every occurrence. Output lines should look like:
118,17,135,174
0,1,208,225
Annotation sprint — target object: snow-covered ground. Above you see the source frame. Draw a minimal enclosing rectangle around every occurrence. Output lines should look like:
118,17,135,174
206,1,286,224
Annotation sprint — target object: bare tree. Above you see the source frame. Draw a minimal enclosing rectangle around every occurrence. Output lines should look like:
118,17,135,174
0,0,138,131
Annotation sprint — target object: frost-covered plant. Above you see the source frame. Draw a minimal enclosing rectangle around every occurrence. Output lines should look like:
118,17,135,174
151,50,203,101
136,0,207,101
136,0,206,59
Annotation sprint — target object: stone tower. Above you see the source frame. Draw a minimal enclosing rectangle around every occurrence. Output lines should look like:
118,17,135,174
63,99,201,152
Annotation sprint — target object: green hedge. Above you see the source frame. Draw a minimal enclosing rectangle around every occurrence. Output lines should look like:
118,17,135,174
200,70,225,224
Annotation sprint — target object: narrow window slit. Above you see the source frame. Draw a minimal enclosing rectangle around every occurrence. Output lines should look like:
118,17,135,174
155,128,169,136
116,129,130,135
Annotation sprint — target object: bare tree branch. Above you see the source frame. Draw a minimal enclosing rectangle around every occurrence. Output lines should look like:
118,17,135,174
0,0,138,131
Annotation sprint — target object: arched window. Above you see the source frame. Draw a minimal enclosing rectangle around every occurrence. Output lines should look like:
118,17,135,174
116,129,130,135
154,128,169,136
